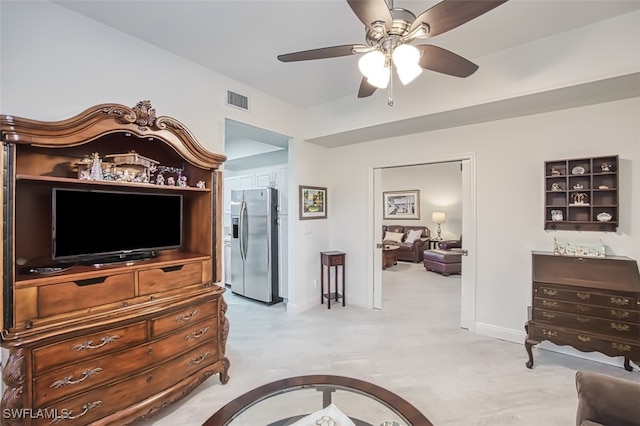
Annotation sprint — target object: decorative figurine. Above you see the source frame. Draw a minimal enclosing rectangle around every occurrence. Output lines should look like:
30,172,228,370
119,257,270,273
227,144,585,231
177,175,188,187
551,168,561,176
572,192,588,205
90,152,104,180
601,163,611,172
196,181,205,189
155,173,165,185
573,183,584,190
551,183,561,191
551,210,564,221
167,176,175,186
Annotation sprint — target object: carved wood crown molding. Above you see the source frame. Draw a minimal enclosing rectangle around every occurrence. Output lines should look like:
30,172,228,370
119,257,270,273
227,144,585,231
102,100,183,133
0,100,226,170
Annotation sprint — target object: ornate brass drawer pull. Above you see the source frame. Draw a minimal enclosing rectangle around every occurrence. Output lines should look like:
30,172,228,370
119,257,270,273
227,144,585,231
576,316,590,324
576,305,590,312
175,310,199,322
610,309,630,319
542,312,556,320
542,300,559,308
611,323,630,332
185,327,210,340
187,352,211,366
612,343,631,352
576,293,590,300
72,335,120,351
542,329,558,338
610,297,630,306
543,289,558,297
577,335,591,343
50,368,103,389
51,401,102,424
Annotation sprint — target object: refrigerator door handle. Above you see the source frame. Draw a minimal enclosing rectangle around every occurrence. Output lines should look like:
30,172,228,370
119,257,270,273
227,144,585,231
239,200,248,261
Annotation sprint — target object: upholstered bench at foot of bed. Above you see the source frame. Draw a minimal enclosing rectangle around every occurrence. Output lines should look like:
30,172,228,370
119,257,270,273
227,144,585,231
423,249,462,276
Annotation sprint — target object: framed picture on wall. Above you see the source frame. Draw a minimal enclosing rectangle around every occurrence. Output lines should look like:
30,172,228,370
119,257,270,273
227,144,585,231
299,185,327,220
383,190,420,220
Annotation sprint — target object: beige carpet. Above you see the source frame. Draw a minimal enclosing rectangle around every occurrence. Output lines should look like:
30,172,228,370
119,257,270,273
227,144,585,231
139,261,639,425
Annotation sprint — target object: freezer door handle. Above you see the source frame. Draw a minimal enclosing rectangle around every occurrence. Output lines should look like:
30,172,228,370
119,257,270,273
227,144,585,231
239,201,248,260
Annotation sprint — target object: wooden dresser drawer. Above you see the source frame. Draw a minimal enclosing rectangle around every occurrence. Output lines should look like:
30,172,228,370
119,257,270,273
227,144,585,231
33,319,217,407
530,323,639,359
139,262,202,295
33,322,147,376
37,342,219,426
533,298,640,323
533,308,640,339
37,273,135,317
150,299,218,338
535,283,639,310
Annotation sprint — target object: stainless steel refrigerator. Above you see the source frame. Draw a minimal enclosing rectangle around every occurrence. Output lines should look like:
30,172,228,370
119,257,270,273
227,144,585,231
230,187,282,304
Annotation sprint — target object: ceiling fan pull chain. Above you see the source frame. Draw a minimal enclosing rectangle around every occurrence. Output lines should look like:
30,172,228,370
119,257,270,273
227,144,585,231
388,64,394,107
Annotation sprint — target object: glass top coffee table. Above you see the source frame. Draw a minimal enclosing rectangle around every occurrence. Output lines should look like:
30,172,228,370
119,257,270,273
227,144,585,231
203,375,433,426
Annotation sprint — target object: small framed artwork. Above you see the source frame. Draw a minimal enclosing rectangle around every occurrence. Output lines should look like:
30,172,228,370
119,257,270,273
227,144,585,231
299,185,327,220
383,190,420,220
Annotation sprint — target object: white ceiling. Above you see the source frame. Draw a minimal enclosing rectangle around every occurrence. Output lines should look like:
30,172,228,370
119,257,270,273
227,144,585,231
49,0,640,155
51,0,640,109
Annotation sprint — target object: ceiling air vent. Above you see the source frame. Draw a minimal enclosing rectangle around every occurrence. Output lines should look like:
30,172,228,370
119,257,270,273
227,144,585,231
226,90,249,111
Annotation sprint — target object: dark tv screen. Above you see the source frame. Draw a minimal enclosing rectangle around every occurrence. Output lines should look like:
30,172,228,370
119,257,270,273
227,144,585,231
52,188,182,262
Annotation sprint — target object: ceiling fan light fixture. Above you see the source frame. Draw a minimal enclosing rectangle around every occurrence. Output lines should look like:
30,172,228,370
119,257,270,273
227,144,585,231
392,44,420,69
397,63,423,85
367,66,390,89
358,50,386,78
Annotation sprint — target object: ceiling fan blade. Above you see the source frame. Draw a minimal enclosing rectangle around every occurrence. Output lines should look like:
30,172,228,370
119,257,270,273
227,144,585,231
410,0,508,38
416,45,479,78
347,0,393,30
278,44,364,62
357,77,377,98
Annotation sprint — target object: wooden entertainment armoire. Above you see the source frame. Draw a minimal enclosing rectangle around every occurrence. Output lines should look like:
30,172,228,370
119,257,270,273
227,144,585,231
0,101,230,425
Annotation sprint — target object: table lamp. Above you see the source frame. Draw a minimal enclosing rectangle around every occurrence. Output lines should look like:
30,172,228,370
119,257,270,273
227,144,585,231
432,211,446,240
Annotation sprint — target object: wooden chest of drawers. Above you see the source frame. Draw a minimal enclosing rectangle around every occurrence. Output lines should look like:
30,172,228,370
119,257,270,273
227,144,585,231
2,281,229,426
525,251,640,371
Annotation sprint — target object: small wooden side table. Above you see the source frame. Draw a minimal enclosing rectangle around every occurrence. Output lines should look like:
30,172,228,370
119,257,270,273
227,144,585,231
320,251,346,309
382,245,399,269
427,239,439,249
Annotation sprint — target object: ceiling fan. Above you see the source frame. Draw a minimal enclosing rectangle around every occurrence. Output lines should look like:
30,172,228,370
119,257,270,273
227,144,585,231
277,0,509,105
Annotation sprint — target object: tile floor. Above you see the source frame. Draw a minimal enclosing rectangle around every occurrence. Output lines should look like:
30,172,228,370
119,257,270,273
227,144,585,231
138,262,639,425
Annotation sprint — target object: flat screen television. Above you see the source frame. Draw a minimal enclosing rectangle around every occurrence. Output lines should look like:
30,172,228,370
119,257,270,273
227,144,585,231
52,188,182,264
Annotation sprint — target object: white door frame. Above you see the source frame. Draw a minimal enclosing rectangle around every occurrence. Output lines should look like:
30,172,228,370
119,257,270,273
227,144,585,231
369,153,477,331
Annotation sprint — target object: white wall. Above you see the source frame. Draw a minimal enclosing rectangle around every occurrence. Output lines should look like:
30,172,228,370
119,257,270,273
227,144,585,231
381,162,463,241
325,98,639,347
0,1,303,155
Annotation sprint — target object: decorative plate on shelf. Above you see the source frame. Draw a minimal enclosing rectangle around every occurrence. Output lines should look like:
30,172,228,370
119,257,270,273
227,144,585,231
571,166,585,175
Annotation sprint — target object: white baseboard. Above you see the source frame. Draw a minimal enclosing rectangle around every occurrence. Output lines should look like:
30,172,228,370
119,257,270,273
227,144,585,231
284,297,317,314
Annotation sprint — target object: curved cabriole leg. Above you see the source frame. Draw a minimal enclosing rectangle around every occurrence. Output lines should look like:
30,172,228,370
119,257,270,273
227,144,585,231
524,322,535,369
219,357,231,384
623,357,632,372
525,339,535,369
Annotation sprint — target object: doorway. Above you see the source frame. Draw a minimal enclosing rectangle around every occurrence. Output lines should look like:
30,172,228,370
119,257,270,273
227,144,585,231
370,154,476,331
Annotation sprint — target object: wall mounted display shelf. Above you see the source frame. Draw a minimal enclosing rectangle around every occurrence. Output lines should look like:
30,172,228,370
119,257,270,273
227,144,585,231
544,155,619,232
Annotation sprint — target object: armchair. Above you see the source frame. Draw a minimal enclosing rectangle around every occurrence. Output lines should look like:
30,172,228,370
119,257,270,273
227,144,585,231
437,236,462,250
575,370,640,426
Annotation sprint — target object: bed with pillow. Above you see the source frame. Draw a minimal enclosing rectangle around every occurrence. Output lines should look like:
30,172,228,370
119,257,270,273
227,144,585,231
382,225,430,262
